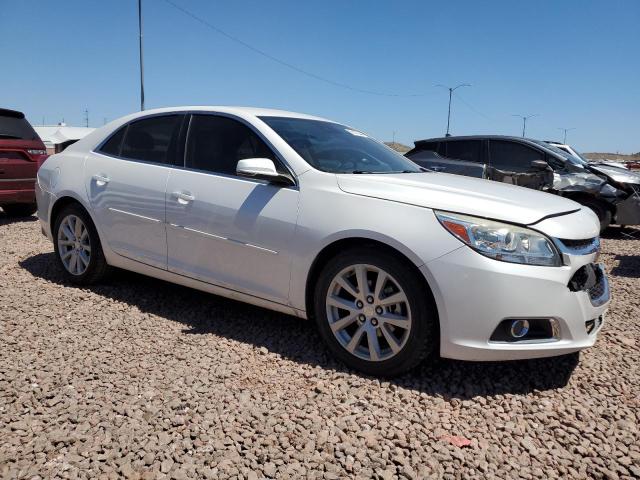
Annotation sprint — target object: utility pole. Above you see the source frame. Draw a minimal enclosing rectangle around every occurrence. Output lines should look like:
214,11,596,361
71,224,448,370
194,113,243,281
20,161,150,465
138,0,145,111
558,127,575,144
84,109,89,128
392,130,396,144
435,83,471,136
512,114,539,137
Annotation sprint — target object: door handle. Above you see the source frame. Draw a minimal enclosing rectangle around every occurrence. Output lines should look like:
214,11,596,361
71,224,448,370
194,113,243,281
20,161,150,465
92,174,110,186
430,166,445,172
173,191,195,204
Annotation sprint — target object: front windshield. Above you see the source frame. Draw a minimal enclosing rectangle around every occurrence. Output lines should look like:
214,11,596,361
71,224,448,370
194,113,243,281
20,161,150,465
260,116,422,174
569,147,589,163
532,140,587,167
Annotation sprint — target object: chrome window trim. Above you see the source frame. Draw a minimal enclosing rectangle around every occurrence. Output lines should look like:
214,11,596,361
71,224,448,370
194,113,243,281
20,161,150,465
92,113,185,167
91,110,299,187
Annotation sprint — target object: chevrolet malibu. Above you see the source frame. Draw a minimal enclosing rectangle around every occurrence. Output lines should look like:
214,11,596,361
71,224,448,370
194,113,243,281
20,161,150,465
36,107,610,376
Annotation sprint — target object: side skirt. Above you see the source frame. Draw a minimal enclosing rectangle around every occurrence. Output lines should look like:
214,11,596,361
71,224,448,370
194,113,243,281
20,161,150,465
105,252,307,319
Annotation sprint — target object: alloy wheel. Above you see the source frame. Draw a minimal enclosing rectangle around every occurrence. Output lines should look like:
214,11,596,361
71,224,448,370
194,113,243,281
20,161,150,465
325,264,412,362
57,214,91,275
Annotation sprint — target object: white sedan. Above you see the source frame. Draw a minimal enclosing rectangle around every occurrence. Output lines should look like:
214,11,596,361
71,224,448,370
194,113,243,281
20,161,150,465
35,107,610,376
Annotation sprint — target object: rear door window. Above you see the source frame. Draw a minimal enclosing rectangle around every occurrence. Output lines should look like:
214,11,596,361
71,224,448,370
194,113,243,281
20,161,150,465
120,115,182,164
444,140,482,163
99,126,127,156
489,140,544,172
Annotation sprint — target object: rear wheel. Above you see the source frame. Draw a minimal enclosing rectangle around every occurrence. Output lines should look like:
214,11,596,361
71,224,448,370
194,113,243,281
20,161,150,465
2,203,37,217
53,203,110,284
313,247,438,377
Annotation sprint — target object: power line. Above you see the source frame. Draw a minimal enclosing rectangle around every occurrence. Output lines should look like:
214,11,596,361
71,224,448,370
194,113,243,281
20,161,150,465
162,0,428,97
452,91,494,122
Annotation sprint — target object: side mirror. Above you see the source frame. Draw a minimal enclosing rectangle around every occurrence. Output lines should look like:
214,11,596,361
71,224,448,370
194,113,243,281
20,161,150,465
236,158,294,186
531,160,550,170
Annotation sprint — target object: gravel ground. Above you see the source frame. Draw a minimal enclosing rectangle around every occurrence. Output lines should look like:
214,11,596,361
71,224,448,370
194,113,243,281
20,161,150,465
1,213,639,480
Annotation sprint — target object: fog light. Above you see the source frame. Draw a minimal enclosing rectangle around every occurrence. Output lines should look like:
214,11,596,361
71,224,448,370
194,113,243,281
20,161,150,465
510,319,530,338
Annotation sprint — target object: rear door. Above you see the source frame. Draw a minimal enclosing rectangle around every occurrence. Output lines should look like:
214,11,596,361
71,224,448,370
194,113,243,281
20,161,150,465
165,113,299,303
443,139,483,163
85,114,185,269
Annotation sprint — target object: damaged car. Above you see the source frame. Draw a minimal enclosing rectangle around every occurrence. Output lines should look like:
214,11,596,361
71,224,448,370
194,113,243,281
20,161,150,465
406,135,640,231
37,107,610,376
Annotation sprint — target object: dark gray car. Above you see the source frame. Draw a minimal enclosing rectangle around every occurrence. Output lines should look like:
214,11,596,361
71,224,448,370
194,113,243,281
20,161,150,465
406,135,640,231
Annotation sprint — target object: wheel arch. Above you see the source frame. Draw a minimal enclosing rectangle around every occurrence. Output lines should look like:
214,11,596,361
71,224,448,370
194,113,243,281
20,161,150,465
49,194,103,245
304,236,439,325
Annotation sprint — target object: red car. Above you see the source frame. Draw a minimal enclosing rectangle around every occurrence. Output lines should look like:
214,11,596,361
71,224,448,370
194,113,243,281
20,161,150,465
0,108,48,216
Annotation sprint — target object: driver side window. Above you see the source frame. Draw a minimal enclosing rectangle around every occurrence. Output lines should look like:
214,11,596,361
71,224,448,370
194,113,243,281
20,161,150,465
489,140,543,173
185,115,285,176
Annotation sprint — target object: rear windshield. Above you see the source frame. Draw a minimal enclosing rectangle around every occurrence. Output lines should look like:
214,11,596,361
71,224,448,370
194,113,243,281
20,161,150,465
0,112,39,140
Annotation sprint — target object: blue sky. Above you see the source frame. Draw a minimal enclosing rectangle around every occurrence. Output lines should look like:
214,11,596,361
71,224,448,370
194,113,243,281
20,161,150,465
1,0,638,153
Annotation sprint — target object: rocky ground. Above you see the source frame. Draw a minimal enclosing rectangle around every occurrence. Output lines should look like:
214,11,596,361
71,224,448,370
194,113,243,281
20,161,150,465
1,213,639,480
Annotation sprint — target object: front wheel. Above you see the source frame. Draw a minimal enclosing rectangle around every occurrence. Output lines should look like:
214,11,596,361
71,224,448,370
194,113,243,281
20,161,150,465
53,203,110,284
313,248,438,377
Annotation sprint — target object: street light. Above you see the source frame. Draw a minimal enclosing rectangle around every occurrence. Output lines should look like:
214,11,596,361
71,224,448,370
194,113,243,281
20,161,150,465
435,83,471,136
557,127,576,144
512,114,539,137
138,0,145,111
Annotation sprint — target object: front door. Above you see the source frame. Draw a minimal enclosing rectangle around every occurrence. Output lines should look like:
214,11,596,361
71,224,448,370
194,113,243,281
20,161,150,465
165,114,299,304
85,114,184,269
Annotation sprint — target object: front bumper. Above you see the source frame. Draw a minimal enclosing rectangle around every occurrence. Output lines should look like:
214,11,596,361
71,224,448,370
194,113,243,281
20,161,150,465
421,245,610,361
35,181,54,241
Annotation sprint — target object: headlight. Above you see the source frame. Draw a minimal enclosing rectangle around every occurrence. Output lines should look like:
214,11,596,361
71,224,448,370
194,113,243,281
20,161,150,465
435,211,561,266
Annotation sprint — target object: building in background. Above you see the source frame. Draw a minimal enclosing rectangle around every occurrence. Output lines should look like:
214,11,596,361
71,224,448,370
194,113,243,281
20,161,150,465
34,124,95,154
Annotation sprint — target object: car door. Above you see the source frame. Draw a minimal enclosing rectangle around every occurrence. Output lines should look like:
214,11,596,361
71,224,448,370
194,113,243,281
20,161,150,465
85,114,184,269
165,113,299,304
487,140,544,172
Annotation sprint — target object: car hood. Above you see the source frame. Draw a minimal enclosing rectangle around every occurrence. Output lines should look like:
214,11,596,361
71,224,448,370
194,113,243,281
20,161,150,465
336,172,582,225
588,163,640,185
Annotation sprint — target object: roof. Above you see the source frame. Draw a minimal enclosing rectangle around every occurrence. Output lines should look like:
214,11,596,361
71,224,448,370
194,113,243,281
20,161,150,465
124,106,332,122
34,125,95,146
0,108,25,119
415,135,536,144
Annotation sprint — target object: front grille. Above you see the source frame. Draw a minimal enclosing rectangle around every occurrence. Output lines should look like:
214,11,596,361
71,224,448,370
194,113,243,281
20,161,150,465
559,238,597,250
556,237,600,256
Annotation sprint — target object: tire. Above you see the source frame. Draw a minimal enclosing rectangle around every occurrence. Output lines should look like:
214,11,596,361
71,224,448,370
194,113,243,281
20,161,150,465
579,199,612,233
313,247,438,377
53,203,111,284
2,203,37,217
